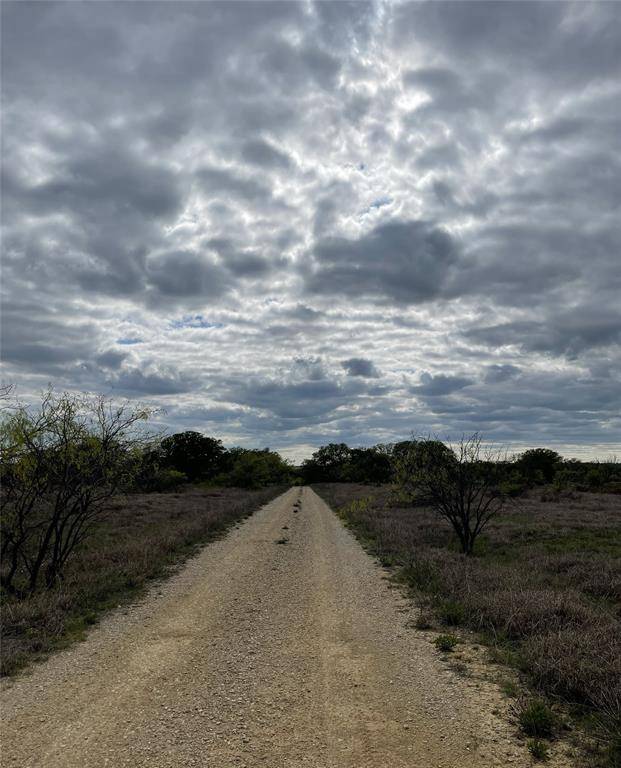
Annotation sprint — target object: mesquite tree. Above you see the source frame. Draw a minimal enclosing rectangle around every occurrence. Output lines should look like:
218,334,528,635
397,434,508,555
1,391,152,593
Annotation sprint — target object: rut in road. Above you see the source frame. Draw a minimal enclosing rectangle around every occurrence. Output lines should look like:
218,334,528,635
2,487,544,767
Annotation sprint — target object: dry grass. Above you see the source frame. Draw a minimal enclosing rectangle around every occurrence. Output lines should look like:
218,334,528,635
1,486,283,676
314,483,621,766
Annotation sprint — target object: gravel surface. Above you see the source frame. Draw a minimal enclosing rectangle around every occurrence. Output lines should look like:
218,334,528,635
1,488,572,766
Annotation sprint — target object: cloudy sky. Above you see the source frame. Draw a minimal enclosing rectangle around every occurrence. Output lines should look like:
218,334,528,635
2,1,620,460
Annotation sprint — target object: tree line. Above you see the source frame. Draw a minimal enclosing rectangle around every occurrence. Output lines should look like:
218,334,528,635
144,430,293,490
2,387,618,594
300,440,620,492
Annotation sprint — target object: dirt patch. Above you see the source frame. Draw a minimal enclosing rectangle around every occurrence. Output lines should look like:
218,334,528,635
1,486,283,676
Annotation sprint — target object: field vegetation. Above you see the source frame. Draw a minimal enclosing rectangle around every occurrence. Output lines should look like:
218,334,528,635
1,486,283,676
313,479,621,766
0,389,289,675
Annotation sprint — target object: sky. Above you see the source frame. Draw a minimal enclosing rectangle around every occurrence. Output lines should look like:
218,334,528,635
2,1,620,462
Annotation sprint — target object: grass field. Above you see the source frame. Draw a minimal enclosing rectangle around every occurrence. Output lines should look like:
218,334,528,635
1,486,283,677
314,483,621,766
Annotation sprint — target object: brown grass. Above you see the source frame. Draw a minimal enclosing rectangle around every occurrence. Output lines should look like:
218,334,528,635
314,483,621,766
1,486,283,676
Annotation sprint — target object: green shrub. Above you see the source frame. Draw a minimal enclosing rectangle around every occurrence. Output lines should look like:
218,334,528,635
343,497,372,515
147,468,188,492
519,699,556,738
527,738,550,761
499,477,526,497
213,448,293,489
403,557,440,591
160,431,226,481
438,599,466,626
434,633,459,652
500,677,519,697
517,449,562,486
605,729,621,767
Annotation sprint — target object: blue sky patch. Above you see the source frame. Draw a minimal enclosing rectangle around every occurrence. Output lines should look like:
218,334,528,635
169,315,224,330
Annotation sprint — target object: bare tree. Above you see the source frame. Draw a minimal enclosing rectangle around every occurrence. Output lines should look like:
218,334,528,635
0,383,15,404
398,434,508,555
1,390,153,594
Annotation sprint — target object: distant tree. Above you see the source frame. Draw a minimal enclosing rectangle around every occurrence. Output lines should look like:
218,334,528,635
301,442,352,483
398,434,508,555
346,447,392,484
160,431,226,481
390,440,419,462
216,448,292,489
517,448,563,485
131,443,188,492
0,391,152,593
393,439,456,503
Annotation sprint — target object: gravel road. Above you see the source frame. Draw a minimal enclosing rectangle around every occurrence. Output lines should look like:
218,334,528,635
1,487,552,767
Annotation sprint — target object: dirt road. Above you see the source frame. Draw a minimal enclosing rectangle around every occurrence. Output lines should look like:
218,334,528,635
2,488,540,767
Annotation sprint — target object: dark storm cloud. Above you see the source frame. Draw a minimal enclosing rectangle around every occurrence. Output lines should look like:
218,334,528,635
2,124,182,233
259,39,341,90
278,305,323,322
394,1,621,84
503,148,621,218
484,365,521,384
241,139,292,170
27,147,180,221
2,130,185,300
448,222,621,309
146,251,230,300
0,300,97,372
395,1,564,58
205,238,277,279
466,306,621,357
95,350,127,370
305,220,458,304
3,343,79,369
341,358,380,378
411,372,474,398
312,194,344,238
415,367,621,444
2,1,620,456
108,367,196,397
237,379,346,421
223,377,367,423
76,257,146,298
216,356,389,427
224,252,274,279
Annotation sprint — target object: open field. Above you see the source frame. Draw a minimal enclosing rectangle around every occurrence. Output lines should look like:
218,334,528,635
313,483,621,766
1,486,284,676
1,488,568,767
